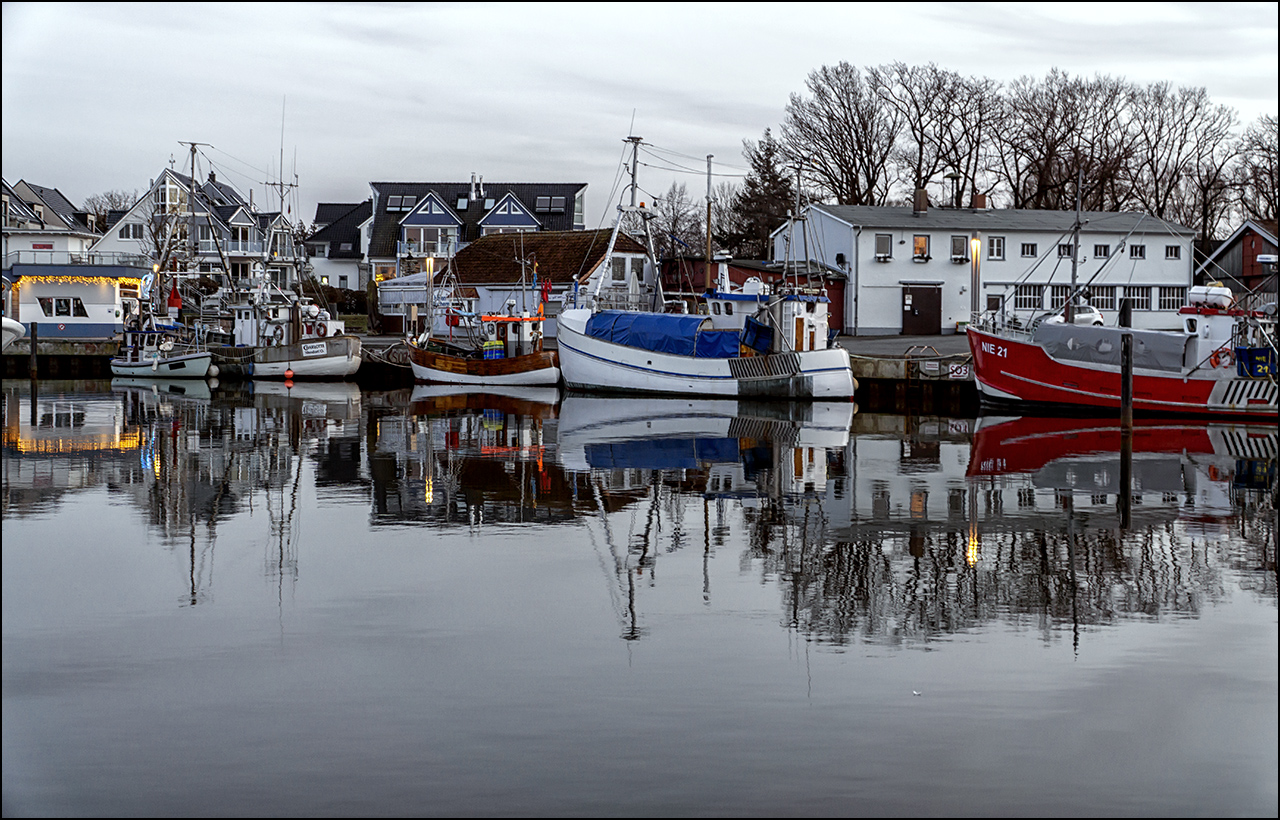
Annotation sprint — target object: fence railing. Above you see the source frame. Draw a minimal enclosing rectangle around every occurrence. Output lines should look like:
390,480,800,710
4,250,154,269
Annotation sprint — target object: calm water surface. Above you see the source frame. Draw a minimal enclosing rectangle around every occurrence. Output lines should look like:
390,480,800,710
3,380,1276,817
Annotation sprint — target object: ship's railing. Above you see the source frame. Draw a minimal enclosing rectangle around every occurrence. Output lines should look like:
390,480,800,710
968,311,1037,342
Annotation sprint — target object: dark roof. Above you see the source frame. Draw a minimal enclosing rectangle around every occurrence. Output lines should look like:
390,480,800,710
3,179,42,223
314,202,363,227
308,201,371,259
450,229,644,285
805,204,1194,236
200,177,248,208
367,181,586,258
17,181,95,231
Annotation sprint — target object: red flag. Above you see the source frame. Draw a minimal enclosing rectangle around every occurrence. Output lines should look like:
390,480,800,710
168,286,182,310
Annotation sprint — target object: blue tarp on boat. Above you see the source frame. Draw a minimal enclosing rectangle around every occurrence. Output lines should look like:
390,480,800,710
584,437,741,470
585,311,740,358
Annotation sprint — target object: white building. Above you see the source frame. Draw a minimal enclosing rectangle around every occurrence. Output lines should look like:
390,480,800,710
771,199,1195,334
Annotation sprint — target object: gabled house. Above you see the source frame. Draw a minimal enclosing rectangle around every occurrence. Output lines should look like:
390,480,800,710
772,196,1195,335
304,200,372,291
3,178,102,264
89,168,306,290
1194,219,1278,298
365,176,587,284
376,228,644,337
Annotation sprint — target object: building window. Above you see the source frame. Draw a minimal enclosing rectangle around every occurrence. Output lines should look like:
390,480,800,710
988,236,1005,260
339,242,353,251
1014,284,1043,310
1159,286,1187,310
339,275,349,289
612,257,627,281
118,223,144,240
1090,286,1116,310
1058,242,1075,258
1050,285,1072,309
387,195,403,211
950,235,969,261
1021,243,1037,258
484,198,495,210
1165,245,1181,260
551,196,565,213
912,235,930,260
1129,244,1146,260
401,196,417,211
456,196,468,210
1094,244,1110,258
875,234,892,259
1124,286,1151,310
574,192,585,226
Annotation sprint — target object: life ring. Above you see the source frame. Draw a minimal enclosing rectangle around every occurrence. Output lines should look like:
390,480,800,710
271,324,284,343
159,337,174,352
315,322,327,338
1209,346,1234,368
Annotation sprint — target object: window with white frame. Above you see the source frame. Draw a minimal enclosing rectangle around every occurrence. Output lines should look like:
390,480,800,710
988,236,1005,260
1090,286,1116,310
1165,245,1181,260
1021,242,1037,257
1129,244,1146,260
913,235,930,260
1124,286,1151,310
951,235,969,261
1094,244,1110,258
1058,242,1075,258
612,257,627,281
456,196,468,210
875,234,892,258
536,196,552,212
1159,286,1187,310
1050,285,1072,308
118,223,144,240
574,192,585,226
1014,284,1043,310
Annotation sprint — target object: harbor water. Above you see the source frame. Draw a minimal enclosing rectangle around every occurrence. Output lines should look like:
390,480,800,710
3,380,1276,816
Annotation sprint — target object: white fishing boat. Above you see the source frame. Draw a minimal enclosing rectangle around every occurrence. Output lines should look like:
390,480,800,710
557,138,854,400
214,281,362,379
110,319,212,379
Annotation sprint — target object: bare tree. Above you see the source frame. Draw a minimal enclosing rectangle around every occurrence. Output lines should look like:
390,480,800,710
82,188,139,232
781,62,902,205
1127,83,1238,220
1170,137,1239,246
1235,114,1278,223
650,181,704,261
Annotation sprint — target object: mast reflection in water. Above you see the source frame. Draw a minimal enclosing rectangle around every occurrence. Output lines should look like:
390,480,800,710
2,380,1276,817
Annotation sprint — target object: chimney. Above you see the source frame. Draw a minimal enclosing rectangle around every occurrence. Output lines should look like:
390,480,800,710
971,193,988,211
913,188,928,217
470,173,478,201
478,175,485,198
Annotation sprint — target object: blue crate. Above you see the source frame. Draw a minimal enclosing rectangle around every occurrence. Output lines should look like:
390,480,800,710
1235,347,1275,378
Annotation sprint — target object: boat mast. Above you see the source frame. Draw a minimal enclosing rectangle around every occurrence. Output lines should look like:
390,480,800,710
705,154,713,293
1067,167,1082,323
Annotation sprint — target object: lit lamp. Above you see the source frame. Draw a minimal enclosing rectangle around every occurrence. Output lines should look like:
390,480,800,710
970,232,981,317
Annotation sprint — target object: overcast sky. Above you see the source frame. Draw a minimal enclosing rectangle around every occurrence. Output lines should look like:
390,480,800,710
3,2,1276,228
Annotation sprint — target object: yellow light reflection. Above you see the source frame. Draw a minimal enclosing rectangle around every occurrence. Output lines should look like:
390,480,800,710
967,521,980,566
424,476,433,505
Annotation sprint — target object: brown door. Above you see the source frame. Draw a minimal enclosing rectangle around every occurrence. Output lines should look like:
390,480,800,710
901,286,942,335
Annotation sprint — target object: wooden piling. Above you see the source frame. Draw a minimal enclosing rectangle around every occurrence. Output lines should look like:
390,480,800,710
28,321,37,379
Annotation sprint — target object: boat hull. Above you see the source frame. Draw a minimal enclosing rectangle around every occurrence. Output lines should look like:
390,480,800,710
2,316,25,352
216,336,362,379
110,351,212,379
967,326,1277,419
406,344,560,386
557,312,855,399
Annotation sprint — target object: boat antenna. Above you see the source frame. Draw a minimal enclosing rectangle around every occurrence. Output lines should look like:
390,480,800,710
705,154,714,294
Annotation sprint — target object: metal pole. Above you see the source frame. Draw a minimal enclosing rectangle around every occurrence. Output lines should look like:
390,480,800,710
1120,332,1133,428
1067,168,1082,323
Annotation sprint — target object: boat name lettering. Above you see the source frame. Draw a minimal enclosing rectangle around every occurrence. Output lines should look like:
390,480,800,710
301,342,328,357
981,341,1008,358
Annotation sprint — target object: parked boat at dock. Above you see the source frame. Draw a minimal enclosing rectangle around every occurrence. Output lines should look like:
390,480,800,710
211,284,361,379
968,285,1277,419
110,323,212,379
405,309,558,385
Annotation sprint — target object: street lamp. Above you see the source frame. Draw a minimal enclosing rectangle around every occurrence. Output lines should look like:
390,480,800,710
970,232,981,318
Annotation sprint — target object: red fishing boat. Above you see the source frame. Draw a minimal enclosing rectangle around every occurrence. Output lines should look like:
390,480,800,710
967,285,1276,419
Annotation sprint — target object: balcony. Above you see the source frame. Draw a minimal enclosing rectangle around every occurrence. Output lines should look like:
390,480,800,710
398,240,454,256
4,250,154,269
198,239,264,256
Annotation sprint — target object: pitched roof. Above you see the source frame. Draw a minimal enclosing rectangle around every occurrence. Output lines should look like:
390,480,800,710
449,229,644,285
314,202,362,227
3,179,42,224
799,204,1194,237
308,200,372,259
367,181,586,258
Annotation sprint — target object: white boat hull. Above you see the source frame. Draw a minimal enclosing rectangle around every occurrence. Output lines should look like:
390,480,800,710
2,316,25,352
222,336,362,379
110,351,212,379
556,309,855,399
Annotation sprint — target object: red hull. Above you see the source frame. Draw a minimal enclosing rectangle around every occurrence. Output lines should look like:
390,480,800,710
967,326,1276,419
